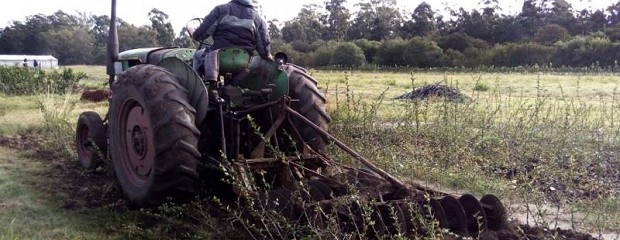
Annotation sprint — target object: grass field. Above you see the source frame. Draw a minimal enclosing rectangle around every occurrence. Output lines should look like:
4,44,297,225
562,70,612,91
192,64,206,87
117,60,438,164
0,65,619,239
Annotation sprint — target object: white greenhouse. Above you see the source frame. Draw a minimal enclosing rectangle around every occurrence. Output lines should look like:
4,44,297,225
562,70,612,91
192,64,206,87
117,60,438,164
0,55,59,69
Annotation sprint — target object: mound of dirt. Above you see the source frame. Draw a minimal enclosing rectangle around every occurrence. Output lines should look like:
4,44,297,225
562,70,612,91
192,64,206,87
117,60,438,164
518,224,601,240
396,84,469,102
80,88,111,102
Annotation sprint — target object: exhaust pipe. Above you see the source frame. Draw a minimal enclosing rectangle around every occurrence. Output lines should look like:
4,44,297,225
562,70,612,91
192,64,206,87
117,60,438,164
107,0,119,87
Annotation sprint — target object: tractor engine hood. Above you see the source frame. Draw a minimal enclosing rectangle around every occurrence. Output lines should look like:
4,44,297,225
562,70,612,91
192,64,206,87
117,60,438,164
116,47,196,72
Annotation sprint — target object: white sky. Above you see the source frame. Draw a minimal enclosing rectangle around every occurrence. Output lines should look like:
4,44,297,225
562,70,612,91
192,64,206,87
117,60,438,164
0,0,616,35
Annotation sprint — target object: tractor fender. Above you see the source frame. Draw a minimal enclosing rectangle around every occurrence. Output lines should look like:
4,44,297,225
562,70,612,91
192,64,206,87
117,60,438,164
157,58,209,126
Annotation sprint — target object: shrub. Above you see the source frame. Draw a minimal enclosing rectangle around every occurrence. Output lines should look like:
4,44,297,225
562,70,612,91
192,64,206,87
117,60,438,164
403,37,446,68
374,39,407,66
489,43,555,67
313,42,366,68
352,39,381,64
0,67,86,95
331,42,366,68
553,36,620,68
533,24,571,46
439,33,490,52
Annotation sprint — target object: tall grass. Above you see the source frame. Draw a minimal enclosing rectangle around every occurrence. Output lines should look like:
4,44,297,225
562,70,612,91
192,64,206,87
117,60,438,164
324,72,620,235
35,91,80,159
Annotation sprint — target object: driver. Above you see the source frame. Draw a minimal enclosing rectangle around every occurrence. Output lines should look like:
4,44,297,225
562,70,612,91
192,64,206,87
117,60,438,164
191,0,272,81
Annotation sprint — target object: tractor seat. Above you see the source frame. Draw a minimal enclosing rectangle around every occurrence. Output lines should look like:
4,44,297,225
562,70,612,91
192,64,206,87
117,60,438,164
218,47,251,76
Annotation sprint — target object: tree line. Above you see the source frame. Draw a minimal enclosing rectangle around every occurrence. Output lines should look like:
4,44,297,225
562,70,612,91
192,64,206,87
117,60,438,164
3,0,620,69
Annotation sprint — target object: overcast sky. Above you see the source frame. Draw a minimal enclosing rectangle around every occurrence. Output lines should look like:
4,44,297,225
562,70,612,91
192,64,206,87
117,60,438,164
1,0,616,35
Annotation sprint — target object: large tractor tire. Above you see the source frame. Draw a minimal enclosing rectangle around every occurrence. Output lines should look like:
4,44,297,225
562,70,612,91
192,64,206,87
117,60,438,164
76,111,107,169
109,64,201,206
282,64,331,153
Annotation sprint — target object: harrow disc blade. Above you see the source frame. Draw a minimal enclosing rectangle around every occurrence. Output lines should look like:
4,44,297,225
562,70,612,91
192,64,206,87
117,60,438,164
369,202,410,237
439,196,468,236
480,194,508,230
266,189,296,220
458,194,488,237
428,198,449,229
308,180,333,200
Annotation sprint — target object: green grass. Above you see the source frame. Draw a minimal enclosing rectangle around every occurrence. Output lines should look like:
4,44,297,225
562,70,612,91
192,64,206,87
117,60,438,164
0,65,619,238
0,148,107,239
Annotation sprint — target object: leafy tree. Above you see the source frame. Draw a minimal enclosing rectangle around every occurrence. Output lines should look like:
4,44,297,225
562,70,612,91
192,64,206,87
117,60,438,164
348,0,402,41
544,0,577,33
402,2,436,38
604,25,620,42
352,38,380,63
533,24,571,45
324,0,350,41
0,25,26,54
589,10,608,32
42,26,94,64
403,37,445,68
439,33,490,52
608,1,620,25
173,27,196,48
281,4,324,43
451,9,493,43
552,35,617,67
89,15,111,64
148,8,174,46
491,15,526,43
518,0,545,39
281,22,305,43
118,20,158,51
331,42,366,67
268,20,281,41
490,42,555,67
373,39,407,66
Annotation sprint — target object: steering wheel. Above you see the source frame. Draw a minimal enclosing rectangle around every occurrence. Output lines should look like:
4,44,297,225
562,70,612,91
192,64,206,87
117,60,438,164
185,18,211,50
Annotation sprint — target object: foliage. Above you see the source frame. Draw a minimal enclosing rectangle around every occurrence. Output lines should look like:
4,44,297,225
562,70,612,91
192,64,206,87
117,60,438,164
402,37,445,68
323,0,350,41
352,38,380,63
148,8,175,47
533,24,571,45
489,42,555,67
373,39,407,66
35,92,79,159
1,1,620,69
0,67,86,95
330,42,366,67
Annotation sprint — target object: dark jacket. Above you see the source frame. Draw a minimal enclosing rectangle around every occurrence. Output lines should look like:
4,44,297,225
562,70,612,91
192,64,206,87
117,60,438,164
192,0,271,58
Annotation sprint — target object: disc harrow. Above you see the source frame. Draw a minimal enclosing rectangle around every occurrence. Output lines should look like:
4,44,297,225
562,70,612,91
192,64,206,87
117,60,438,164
257,167,509,238
225,99,513,238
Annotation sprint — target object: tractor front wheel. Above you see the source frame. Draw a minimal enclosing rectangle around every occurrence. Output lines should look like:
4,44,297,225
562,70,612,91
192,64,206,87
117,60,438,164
109,64,200,206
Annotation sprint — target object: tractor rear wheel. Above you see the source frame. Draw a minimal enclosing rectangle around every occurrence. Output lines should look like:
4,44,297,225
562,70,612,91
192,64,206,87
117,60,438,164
283,64,331,153
76,111,107,169
109,64,200,206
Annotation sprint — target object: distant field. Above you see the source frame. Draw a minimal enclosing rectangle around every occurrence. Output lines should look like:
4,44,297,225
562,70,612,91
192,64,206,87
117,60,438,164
0,65,618,239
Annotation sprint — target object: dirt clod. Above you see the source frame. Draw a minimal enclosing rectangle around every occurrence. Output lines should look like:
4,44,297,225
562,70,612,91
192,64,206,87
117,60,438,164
80,88,111,102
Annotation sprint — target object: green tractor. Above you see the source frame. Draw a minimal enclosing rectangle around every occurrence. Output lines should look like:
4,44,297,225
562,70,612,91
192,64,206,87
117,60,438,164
76,0,329,206
75,0,513,238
